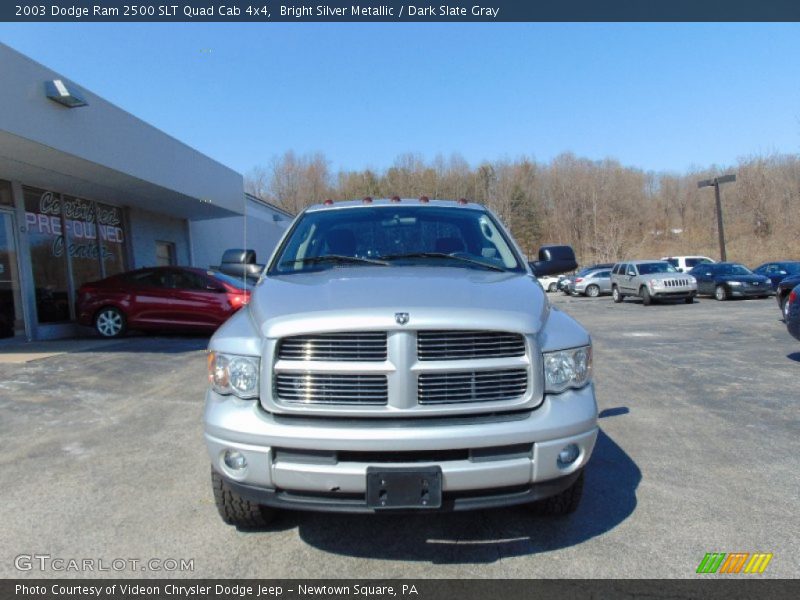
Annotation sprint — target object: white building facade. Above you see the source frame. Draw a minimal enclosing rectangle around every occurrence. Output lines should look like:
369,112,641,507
0,43,290,340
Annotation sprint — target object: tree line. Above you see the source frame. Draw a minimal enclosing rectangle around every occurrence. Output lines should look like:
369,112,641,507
245,151,800,266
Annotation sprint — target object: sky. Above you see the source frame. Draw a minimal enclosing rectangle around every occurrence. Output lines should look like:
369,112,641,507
1,23,799,176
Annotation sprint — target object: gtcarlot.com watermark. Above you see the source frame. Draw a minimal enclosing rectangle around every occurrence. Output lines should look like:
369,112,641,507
14,554,194,572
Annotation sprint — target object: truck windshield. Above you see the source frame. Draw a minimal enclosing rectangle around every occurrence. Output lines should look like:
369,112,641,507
270,205,524,274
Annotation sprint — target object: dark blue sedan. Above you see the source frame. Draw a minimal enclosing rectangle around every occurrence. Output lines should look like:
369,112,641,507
688,262,773,301
786,284,800,341
752,261,800,290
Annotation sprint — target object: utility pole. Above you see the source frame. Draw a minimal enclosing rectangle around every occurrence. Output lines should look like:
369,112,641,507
697,174,736,262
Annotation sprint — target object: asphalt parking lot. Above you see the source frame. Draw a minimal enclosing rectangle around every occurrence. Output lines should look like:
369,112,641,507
1,294,798,579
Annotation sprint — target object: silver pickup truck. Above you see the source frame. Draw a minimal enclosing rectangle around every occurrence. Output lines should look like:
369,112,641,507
204,199,598,526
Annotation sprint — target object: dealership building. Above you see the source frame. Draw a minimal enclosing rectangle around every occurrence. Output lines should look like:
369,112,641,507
0,43,291,341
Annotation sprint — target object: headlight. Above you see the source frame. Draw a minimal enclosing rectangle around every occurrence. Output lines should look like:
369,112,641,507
208,352,260,399
543,346,592,394
728,281,743,286
650,279,664,288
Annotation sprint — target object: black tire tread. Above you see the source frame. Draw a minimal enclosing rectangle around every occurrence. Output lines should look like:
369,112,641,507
529,470,584,516
212,468,275,528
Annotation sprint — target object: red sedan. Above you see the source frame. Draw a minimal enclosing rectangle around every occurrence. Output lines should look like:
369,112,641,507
77,267,251,338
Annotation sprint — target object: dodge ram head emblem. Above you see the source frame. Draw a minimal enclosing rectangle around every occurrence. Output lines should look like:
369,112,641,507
395,312,410,325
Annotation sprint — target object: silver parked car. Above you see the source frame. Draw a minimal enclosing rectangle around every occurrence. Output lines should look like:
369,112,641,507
569,268,612,297
204,198,598,526
611,260,697,305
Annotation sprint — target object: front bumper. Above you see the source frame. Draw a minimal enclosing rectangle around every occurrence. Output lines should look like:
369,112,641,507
728,286,773,297
651,289,695,299
204,385,598,512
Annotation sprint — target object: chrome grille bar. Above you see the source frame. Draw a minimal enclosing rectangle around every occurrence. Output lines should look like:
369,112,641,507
417,369,528,404
277,332,387,362
417,331,525,360
275,373,388,405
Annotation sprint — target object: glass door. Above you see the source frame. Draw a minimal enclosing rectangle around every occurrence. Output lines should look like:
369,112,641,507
0,210,24,338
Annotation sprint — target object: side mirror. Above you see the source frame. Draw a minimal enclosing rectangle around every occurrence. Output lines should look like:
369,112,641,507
218,248,263,281
221,248,257,265
529,245,577,277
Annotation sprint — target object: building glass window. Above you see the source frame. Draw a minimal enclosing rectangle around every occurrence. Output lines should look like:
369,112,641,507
63,195,103,291
155,241,176,266
96,202,127,277
23,186,129,325
24,187,71,323
0,179,13,207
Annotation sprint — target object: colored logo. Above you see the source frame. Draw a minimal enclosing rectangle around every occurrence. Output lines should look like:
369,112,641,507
696,552,773,574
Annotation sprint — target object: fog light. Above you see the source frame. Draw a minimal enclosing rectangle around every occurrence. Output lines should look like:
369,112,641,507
223,449,247,471
557,444,580,468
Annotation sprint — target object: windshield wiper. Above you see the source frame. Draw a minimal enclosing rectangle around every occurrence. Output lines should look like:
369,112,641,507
378,252,506,272
280,255,389,268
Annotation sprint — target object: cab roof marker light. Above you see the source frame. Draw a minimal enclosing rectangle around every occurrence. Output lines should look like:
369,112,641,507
362,196,373,204
457,198,468,205
419,195,430,203
390,196,401,203
323,199,334,205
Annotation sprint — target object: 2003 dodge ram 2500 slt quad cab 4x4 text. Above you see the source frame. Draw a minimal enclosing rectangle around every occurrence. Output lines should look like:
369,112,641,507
204,198,598,526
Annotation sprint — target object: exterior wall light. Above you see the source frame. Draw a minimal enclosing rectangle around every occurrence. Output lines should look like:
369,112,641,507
45,79,88,108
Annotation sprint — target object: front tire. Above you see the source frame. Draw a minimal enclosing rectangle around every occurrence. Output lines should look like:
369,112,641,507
585,285,600,298
94,307,127,338
782,296,790,320
715,285,728,301
685,296,694,304
641,286,652,306
612,286,623,303
529,470,584,516
212,468,275,528
548,282,557,293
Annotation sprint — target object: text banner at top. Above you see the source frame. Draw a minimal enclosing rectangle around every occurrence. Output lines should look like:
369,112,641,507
3,1,800,22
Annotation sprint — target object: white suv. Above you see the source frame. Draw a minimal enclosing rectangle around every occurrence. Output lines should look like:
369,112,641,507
661,256,715,273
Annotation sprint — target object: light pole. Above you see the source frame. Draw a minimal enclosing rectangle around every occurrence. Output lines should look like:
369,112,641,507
697,174,736,262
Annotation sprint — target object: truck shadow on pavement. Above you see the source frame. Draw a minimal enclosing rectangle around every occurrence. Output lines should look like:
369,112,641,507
256,414,640,564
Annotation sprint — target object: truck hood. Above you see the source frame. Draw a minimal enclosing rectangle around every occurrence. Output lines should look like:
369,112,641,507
249,266,548,338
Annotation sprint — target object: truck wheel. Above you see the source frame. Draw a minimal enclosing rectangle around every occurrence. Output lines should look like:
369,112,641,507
95,307,127,338
685,296,694,304
585,285,600,298
612,287,623,303
641,286,652,306
529,470,584,516
211,468,275,528
715,285,728,301
782,296,790,320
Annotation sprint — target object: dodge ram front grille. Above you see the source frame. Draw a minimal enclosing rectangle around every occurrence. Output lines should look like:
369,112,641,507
417,331,526,361
275,373,389,405
277,332,387,362
417,369,528,404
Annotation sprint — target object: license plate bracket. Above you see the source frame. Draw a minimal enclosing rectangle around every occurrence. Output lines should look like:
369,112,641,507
366,466,442,510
